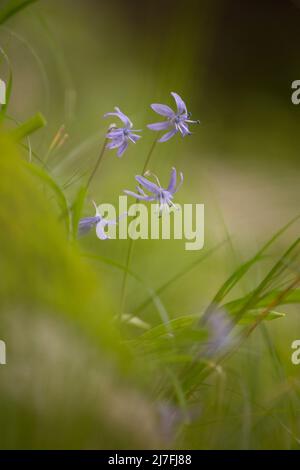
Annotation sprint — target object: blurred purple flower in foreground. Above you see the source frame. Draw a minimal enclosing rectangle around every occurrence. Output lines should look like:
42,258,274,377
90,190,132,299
203,308,233,357
124,167,183,213
78,202,127,240
147,92,200,142
158,402,201,445
104,107,141,157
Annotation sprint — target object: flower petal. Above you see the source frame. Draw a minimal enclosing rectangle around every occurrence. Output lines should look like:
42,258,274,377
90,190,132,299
135,175,161,195
147,121,171,131
96,220,109,240
78,217,100,237
104,107,133,128
171,92,187,115
128,133,142,143
124,190,154,201
118,212,128,222
167,167,177,193
178,122,191,137
117,140,129,157
136,185,147,196
105,219,118,226
151,103,174,118
114,107,133,128
106,139,123,150
92,201,101,217
106,129,124,139
174,171,184,194
158,128,178,143
124,190,147,200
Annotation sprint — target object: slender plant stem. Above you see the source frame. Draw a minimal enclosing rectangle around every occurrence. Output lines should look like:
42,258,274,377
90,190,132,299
119,136,159,320
141,135,159,175
86,137,108,189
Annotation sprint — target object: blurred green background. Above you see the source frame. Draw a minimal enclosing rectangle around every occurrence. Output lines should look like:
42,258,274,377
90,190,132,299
1,0,300,450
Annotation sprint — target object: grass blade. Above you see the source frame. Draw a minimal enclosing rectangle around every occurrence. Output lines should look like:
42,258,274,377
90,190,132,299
24,160,70,233
0,0,38,25
9,112,46,141
71,185,87,240
205,215,300,314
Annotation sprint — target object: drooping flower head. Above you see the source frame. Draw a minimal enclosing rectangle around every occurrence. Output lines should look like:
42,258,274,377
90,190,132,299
104,107,141,157
78,201,127,240
124,167,183,213
147,92,200,142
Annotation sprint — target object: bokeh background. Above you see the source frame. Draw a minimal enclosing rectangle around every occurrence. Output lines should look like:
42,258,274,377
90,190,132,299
1,0,300,449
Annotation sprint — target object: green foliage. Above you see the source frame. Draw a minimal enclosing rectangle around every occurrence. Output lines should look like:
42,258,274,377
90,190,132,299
1,0,300,450
0,132,161,448
0,0,38,25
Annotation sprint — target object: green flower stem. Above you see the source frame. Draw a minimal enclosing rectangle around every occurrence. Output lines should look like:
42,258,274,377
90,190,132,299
119,136,159,321
86,136,108,189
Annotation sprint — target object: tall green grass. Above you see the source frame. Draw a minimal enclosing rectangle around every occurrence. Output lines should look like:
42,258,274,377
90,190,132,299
0,0,300,449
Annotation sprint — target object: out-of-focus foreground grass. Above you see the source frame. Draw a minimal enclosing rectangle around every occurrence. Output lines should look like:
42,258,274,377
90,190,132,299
1,0,300,449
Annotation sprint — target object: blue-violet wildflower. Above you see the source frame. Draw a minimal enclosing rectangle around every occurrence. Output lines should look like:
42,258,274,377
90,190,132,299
147,92,200,142
124,167,183,213
78,202,127,240
104,107,141,157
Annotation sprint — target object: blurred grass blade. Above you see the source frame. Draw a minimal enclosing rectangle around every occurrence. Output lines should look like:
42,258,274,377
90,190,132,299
10,112,46,140
234,309,285,325
233,237,300,323
131,315,207,362
71,185,87,240
224,288,300,315
120,314,150,330
23,160,70,233
135,314,206,343
0,0,38,25
206,215,300,312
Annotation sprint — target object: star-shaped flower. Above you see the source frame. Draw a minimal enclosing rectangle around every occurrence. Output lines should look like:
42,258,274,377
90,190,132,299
104,107,142,157
78,202,127,240
124,167,183,213
147,92,200,142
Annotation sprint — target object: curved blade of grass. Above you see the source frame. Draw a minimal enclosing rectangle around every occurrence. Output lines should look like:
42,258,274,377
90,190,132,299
131,315,207,362
237,309,285,325
205,215,300,315
224,288,300,315
23,160,70,233
10,112,46,141
71,185,87,240
6,114,39,163
0,0,39,25
233,237,300,323
138,314,202,341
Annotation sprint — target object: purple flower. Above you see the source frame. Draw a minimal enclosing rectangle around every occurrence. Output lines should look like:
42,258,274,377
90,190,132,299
78,201,127,240
104,107,141,157
124,167,183,213
147,92,200,142
158,402,201,444
203,308,233,357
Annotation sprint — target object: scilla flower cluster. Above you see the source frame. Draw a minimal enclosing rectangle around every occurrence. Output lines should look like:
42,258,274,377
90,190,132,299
79,92,200,239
